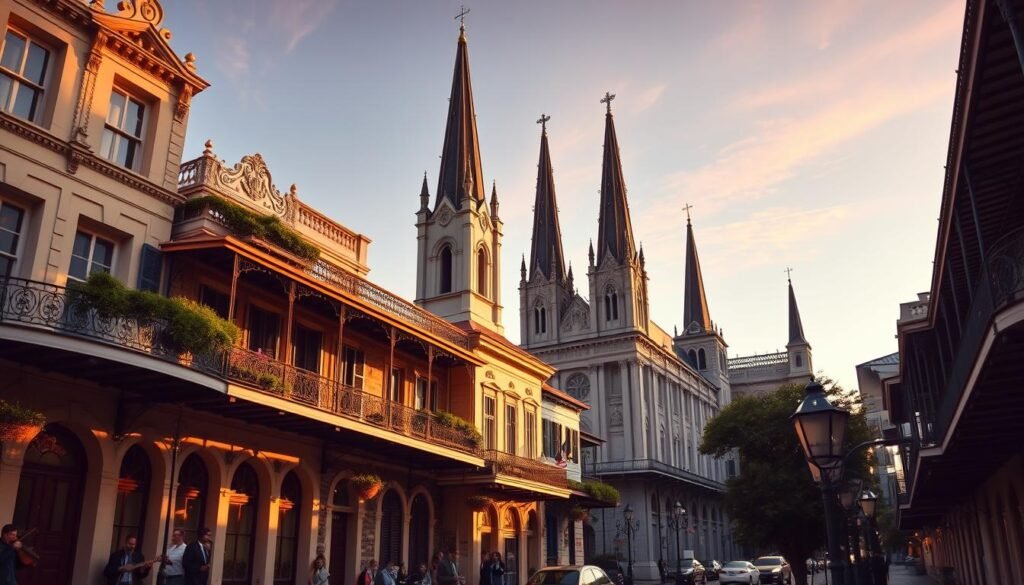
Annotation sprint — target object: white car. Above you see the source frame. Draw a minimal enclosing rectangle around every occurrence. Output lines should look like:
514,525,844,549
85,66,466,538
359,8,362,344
718,561,759,585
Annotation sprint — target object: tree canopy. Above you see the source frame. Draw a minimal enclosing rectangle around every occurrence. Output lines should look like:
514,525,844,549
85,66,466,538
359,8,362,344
700,378,872,583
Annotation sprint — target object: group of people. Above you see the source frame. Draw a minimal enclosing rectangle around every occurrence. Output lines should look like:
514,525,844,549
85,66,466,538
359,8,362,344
0,524,214,585
358,548,497,585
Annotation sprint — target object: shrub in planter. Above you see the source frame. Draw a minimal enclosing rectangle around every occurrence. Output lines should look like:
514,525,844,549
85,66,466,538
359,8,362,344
582,480,621,504
350,474,383,500
164,298,240,354
569,506,590,522
434,410,483,448
466,495,493,512
183,196,321,263
0,400,45,443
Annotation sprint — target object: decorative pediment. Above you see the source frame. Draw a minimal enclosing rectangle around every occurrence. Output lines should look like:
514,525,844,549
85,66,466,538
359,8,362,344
214,153,293,219
560,295,591,332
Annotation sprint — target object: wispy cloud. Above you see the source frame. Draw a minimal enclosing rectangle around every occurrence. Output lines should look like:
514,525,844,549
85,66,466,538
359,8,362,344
217,36,251,83
271,0,339,52
634,83,668,113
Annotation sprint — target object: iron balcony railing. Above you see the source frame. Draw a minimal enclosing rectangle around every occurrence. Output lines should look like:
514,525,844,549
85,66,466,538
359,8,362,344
482,449,568,489
178,200,471,350
0,277,480,456
583,458,724,492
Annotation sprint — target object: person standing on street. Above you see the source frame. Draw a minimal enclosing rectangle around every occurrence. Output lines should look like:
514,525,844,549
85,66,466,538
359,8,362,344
0,525,28,585
182,527,213,585
103,535,155,585
309,554,330,585
160,528,187,585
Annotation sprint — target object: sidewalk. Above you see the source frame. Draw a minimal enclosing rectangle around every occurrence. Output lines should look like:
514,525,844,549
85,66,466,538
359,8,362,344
805,565,934,585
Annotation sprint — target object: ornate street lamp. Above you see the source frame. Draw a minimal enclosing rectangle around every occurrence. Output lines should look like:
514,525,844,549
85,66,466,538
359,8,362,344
838,479,865,585
666,501,688,585
791,379,850,585
617,504,640,584
858,490,877,519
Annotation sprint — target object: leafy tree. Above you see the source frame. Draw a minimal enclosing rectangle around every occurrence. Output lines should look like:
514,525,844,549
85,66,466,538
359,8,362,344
700,378,873,585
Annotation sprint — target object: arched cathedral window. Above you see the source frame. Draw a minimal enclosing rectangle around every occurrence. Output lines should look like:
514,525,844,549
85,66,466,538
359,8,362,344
439,245,453,294
604,287,619,321
477,247,488,297
687,349,697,366
698,348,707,370
565,373,590,402
795,353,803,368
534,304,547,334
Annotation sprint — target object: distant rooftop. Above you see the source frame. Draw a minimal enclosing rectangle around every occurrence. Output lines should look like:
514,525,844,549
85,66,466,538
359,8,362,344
728,351,788,370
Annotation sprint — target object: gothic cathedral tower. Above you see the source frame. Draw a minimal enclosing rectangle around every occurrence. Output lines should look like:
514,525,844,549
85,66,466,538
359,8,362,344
587,95,650,335
415,24,503,332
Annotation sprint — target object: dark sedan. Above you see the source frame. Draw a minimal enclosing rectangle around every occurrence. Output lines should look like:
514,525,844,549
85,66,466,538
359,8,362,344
667,559,707,585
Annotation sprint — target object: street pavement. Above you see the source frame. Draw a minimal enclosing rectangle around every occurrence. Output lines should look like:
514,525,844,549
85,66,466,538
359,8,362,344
804,565,934,585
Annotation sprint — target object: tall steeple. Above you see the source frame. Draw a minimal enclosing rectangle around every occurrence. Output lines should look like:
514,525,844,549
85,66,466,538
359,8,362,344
529,114,567,282
596,92,636,265
683,212,712,333
434,23,485,210
788,276,808,346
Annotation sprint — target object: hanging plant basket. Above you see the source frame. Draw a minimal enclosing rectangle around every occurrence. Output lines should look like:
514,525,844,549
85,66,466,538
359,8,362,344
0,400,45,443
467,495,493,512
350,474,383,500
569,506,590,522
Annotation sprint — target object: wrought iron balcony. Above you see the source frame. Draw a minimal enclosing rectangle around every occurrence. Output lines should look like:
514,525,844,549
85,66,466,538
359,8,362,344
0,278,480,456
584,458,724,492
482,449,568,489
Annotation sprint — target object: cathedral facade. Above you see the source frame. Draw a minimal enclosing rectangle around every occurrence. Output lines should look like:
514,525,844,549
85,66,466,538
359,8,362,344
518,100,740,577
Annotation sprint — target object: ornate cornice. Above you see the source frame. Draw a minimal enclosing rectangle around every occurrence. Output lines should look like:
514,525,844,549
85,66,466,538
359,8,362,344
79,153,183,205
0,113,68,156
28,0,93,29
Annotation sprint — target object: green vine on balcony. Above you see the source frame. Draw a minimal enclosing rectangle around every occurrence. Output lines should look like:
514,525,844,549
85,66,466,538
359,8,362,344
68,272,240,355
434,410,483,448
568,479,620,504
182,195,321,263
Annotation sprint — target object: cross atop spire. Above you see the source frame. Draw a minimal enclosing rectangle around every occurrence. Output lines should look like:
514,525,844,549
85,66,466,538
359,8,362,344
683,214,712,333
537,113,550,133
683,202,693,224
596,92,635,265
785,267,794,282
788,276,808,346
601,92,616,115
529,114,567,282
455,5,470,28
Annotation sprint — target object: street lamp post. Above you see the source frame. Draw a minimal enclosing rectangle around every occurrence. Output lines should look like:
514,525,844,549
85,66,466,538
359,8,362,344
839,480,865,585
859,490,883,585
791,379,850,585
617,504,640,585
666,501,688,585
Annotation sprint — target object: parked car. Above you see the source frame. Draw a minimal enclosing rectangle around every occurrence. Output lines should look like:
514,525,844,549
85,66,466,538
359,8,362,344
752,557,790,585
665,559,707,585
700,560,722,581
593,559,628,585
718,561,760,585
527,566,616,585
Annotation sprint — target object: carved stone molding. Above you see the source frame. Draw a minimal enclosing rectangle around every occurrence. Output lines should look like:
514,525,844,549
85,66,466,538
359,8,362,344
215,154,291,217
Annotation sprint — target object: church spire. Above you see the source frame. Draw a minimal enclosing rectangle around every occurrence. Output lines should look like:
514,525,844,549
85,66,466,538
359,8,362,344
596,92,636,265
787,274,808,346
683,211,712,333
434,22,485,210
529,114,567,282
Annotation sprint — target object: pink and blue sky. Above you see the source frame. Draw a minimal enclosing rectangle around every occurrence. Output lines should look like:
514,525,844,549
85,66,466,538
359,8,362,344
164,0,965,388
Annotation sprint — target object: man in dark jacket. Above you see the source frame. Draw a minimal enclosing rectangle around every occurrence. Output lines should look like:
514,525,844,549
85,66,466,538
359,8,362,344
0,524,27,585
103,535,153,585
182,527,213,585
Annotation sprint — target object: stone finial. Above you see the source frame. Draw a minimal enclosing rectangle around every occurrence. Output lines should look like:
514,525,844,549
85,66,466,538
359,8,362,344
203,139,214,156
184,52,197,70
289,184,298,198
90,0,106,10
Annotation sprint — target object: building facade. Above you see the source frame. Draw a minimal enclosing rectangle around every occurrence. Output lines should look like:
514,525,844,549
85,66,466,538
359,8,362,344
0,3,589,585
518,102,739,578
885,1,1024,583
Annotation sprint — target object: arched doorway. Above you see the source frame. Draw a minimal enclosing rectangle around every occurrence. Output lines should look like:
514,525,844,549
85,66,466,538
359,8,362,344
175,453,209,543
274,471,301,584
409,493,431,568
112,444,152,551
329,479,354,585
480,506,498,566
224,462,260,585
12,424,87,585
502,508,521,585
379,489,404,565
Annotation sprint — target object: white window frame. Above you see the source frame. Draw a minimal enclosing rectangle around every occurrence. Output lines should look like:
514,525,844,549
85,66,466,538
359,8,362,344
67,229,115,283
0,28,51,124
101,87,147,171
0,199,27,278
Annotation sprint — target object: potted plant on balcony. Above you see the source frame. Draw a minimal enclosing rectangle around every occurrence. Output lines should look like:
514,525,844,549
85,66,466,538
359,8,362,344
568,506,590,522
0,400,45,443
350,473,383,501
466,495,493,512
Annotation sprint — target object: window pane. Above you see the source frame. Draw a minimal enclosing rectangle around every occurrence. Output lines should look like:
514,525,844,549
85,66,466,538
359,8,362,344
0,74,12,111
0,202,24,237
0,257,12,278
122,137,138,170
24,42,48,85
92,238,114,271
115,136,131,168
72,232,91,259
107,91,126,126
0,230,16,256
100,128,116,161
1,32,25,72
68,256,88,280
12,84,38,120
126,98,144,137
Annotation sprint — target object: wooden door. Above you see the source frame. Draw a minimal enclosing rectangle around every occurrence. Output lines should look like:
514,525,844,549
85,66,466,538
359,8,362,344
13,426,86,585
329,512,348,585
